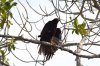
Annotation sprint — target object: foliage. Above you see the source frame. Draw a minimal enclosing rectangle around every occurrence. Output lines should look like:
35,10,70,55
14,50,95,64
0,38,16,65
72,18,88,36
0,0,17,65
7,38,16,51
0,0,17,29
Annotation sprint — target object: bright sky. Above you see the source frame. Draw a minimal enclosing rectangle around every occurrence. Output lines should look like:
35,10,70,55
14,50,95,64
6,0,100,66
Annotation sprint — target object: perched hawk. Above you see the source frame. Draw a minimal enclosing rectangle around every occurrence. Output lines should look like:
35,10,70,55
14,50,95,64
38,18,61,61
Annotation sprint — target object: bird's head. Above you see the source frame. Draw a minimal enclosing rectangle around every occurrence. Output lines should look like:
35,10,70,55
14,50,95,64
52,18,60,24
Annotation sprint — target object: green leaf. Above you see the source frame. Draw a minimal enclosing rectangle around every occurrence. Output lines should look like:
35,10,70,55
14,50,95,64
72,18,79,35
9,0,13,2
78,23,86,29
7,20,13,28
9,12,13,18
11,2,17,6
5,2,10,6
72,29,75,34
12,45,15,50
75,29,79,35
81,22,86,28
1,0,6,3
1,11,7,19
79,28,88,36
4,2,11,10
8,44,11,51
73,18,78,28
7,38,15,51
0,50,5,61
0,22,5,28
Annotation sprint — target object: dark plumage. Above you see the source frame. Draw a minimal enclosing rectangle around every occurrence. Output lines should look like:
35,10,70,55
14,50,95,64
38,18,60,41
38,18,61,61
55,28,61,40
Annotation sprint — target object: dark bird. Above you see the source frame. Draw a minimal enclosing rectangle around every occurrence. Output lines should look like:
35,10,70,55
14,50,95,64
38,18,61,61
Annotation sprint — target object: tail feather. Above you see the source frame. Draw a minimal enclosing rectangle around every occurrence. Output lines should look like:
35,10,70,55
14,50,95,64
38,36,60,61
38,45,56,60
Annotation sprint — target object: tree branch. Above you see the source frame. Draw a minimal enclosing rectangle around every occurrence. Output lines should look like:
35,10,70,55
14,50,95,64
0,34,100,59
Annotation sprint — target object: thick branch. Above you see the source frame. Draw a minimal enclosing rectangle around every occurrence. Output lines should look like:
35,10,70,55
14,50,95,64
0,34,100,59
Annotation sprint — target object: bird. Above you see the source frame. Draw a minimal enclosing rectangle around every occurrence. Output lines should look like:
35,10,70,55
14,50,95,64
38,18,61,61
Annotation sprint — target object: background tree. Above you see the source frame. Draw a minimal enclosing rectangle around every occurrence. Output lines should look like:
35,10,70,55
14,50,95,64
0,0,100,66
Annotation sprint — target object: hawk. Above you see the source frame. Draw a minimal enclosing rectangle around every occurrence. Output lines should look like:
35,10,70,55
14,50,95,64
38,18,61,61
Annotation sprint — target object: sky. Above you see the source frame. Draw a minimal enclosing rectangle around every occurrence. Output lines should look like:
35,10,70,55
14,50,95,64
6,0,100,66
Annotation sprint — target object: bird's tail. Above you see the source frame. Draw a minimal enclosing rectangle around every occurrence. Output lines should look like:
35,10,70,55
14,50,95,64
38,45,57,61
38,37,60,61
